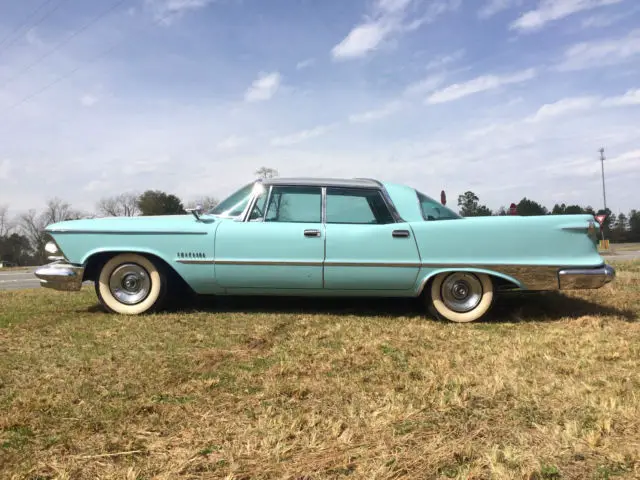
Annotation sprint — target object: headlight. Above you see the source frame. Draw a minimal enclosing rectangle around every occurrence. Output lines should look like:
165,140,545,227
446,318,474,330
45,242,59,254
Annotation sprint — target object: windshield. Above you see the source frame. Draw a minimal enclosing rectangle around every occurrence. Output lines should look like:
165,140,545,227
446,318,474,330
417,191,460,220
209,182,255,217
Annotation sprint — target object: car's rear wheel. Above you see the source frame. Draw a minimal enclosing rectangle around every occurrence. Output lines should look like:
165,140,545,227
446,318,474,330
429,271,494,323
96,253,166,315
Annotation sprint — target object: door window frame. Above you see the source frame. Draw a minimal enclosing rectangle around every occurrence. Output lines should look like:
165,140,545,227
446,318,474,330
324,187,395,225
241,182,402,224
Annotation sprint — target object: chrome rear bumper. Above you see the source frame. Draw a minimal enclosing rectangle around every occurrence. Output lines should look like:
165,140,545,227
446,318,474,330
34,261,85,292
558,264,615,290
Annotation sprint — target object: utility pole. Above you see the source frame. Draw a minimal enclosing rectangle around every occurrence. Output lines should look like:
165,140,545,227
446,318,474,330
599,147,608,245
599,147,607,211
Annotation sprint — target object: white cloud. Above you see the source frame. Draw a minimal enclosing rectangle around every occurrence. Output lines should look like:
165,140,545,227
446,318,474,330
525,96,599,122
511,0,624,32
349,101,402,124
147,0,216,23
557,29,640,71
296,58,316,70
580,9,633,28
426,68,536,104
216,135,246,151
80,94,99,107
244,72,281,102
402,0,461,31
332,21,393,60
270,124,335,146
478,0,523,19
601,89,640,106
0,159,10,180
425,49,465,70
377,0,412,14
404,74,445,96
331,0,457,60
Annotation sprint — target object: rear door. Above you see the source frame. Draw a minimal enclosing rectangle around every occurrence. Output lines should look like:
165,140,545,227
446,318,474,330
214,185,325,290
323,187,421,291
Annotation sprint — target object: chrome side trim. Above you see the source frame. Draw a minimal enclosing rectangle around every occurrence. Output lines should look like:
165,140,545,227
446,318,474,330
48,230,208,235
176,259,216,265
321,187,327,224
215,260,324,267
558,264,615,290
325,261,422,268
34,261,85,292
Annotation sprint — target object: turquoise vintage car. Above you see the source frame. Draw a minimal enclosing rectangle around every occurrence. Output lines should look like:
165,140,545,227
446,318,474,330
35,177,615,322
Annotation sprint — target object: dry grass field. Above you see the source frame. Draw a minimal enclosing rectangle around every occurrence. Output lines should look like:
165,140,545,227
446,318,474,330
1,262,639,479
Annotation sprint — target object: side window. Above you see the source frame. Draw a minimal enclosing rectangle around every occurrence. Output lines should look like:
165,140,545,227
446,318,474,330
265,186,322,223
326,188,394,224
248,188,268,221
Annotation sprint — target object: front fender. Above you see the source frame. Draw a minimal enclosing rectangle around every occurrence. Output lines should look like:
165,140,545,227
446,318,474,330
80,247,172,266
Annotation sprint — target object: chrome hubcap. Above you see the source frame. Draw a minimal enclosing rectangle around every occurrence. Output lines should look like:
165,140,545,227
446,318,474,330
441,273,483,313
109,263,151,305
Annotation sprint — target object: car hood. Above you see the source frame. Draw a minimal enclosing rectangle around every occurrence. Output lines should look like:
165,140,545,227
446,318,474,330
46,214,220,234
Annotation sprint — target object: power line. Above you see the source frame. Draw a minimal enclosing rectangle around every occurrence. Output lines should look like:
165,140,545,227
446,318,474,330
5,41,122,112
0,0,57,48
0,0,71,55
1,0,130,89
4,10,175,112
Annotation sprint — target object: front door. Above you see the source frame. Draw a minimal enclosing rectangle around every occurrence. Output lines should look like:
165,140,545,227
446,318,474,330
323,187,421,291
214,185,325,290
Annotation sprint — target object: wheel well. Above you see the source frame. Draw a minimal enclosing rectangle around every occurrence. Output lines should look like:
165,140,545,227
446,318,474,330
419,270,520,298
83,251,193,294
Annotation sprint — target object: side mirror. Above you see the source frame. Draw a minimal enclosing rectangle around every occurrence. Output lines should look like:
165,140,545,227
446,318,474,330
186,205,204,221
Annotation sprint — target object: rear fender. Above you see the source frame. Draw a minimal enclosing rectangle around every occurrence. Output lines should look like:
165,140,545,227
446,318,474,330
417,267,524,296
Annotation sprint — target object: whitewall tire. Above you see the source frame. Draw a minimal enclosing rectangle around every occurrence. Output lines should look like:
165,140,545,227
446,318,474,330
429,272,494,323
96,253,166,315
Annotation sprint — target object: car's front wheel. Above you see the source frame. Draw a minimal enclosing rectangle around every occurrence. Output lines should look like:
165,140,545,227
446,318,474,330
429,271,494,323
96,253,166,315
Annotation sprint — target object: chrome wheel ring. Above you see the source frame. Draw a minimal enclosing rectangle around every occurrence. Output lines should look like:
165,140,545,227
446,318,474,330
440,272,483,313
108,263,151,305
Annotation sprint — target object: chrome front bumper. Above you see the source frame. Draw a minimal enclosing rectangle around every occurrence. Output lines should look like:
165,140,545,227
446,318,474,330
34,261,85,292
558,264,616,290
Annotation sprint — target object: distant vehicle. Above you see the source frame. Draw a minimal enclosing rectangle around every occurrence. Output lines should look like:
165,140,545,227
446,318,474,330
35,177,615,322
0,261,17,268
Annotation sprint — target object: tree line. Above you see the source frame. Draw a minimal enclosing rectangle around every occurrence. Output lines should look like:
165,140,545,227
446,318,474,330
457,191,640,243
0,191,221,266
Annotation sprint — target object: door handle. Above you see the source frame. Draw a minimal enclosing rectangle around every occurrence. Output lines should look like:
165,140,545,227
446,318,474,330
392,229,410,238
304,229,321,237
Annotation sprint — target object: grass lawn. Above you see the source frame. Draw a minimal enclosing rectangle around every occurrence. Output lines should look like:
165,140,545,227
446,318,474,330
1,262,639,479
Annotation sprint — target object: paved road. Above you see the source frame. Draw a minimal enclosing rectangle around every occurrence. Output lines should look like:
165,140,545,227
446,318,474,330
605,251,640,263
0,269,40,291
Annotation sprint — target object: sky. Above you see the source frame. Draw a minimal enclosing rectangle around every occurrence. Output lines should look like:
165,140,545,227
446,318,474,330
0,0,639,215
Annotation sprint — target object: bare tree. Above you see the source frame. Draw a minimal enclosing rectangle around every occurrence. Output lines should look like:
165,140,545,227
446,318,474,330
19,198,82,263
18,209,48,260
255,166,279,179
186,196,219,211
0,204,13,237
97,192,140,217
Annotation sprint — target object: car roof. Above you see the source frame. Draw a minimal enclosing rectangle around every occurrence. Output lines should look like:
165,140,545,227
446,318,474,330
259,177,382,189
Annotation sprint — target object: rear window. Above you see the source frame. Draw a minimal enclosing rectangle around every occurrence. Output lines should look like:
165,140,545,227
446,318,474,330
417,191,460,221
